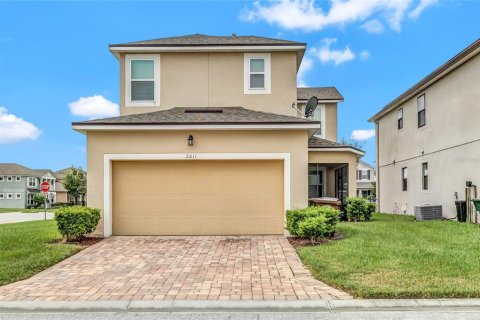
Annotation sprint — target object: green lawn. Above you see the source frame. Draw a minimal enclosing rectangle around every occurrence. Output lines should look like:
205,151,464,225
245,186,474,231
0,208,58,213
0,220,81,285
297,213,480,298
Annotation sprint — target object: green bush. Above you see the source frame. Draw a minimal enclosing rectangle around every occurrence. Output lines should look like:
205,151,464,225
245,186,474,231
297,216,328,244
346,197,373,222
33,193,46,208
286,206,339,239
366,202,376,221
54,206,100,241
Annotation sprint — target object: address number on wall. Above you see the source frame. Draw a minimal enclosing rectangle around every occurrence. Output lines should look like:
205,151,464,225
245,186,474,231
185,154,198,159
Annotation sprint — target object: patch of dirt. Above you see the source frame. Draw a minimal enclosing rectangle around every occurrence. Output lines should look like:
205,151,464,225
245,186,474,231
288,232,343,249
50,237,103,248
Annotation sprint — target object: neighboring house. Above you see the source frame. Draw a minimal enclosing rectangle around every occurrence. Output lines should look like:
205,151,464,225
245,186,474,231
72,34,364,237
55,167,87,205
0,163,57,209
356,161,376,199
369,38,480,217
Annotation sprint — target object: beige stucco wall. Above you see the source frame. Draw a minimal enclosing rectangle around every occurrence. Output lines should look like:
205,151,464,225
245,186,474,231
119,52,298,117
377,53,480,217
308,151,358,198
86,129,309,236
296,102,338,142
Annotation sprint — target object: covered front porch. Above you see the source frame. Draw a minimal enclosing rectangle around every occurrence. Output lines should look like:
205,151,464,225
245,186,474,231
308,136,365,208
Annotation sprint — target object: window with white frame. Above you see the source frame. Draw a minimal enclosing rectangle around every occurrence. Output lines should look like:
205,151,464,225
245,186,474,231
417,94,426,128
312,104,325,137
0,176,3,182
7,176,13,182
244,53,271,94
28,177,37,187
0,193,4,199
15,193,22,199
6,193,13,199
16,176,21,181
397,108,403,130
125,54,160,107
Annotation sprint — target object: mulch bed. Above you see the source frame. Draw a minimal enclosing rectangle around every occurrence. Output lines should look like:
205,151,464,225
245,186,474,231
288,232,343,249
50,237,103,248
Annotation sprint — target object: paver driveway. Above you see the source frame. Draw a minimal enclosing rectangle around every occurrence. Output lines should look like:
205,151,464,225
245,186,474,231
0,236,351,301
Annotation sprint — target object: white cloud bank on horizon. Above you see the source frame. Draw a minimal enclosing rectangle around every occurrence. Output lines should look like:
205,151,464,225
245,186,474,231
0,107,41,144
351,129,375,141
241,0,438,32
69,95,119,119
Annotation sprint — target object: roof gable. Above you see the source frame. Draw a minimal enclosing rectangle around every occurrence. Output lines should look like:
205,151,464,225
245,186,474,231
297,87,344,101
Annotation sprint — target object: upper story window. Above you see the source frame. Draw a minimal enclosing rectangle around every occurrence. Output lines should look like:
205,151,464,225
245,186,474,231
16,176,21,181
6,176,13,182
28,177,37,187
358,170,371,181
244,53,271,94
125,54,160,107
417,94,426,128
0,176,3,182
397,108,403,130
402,167,408,191
312,105,324,137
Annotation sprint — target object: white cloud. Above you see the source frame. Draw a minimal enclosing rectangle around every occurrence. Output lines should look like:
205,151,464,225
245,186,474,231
359,50,370,61
0,107,41,144
351,129,375,141
297,56,314,86
242,0,436,32
409,0,438,19
361,19,384,34
310,38,355,65
68,95,119,119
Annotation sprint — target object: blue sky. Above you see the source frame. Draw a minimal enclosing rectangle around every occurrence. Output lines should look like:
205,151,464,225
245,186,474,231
0,0,479,170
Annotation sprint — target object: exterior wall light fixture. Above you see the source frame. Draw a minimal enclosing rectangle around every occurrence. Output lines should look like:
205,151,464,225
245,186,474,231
188,135,194,146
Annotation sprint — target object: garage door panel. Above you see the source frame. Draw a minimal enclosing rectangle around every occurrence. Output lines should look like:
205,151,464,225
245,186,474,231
112,160,284,235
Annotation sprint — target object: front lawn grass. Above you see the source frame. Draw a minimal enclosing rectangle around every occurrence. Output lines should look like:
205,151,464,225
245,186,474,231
0,220,81,286
297,213,480,298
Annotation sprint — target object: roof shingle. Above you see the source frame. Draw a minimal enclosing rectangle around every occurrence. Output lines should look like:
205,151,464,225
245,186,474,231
110,34,305,48
72,107,319,126
297,87,344,101
308,136,364,153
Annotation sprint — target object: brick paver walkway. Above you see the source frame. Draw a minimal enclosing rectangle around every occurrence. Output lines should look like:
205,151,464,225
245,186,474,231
0,236,351,301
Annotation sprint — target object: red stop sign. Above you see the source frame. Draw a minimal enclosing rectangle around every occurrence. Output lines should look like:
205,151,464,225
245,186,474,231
41,181,50,193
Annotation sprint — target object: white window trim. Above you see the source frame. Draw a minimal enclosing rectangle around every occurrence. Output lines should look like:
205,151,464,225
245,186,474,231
244,53,271,95
16,176,21,181
0,193,4,199
15,193,22,199
312,104,326,138
125,54,161,107
6,193,13,199
103,153,290,237
0,176,3,181
28,177,37,187
6,176,13,182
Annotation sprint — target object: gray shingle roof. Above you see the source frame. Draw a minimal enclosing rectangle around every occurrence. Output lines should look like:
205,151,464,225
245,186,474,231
297,87,344,101
110,34,306,47
72,107,319,126
308,136,364,153
0,163,37,176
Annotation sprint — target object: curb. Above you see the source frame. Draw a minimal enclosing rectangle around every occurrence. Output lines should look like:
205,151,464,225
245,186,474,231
1,299,480,313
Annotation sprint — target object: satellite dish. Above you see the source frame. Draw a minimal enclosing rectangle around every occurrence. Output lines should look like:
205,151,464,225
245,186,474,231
304,96,318,118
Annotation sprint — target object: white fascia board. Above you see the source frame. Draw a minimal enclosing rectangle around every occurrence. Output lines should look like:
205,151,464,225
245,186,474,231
297,99,343,103
308,147,365,156
109,45,306,53
73,123,320,132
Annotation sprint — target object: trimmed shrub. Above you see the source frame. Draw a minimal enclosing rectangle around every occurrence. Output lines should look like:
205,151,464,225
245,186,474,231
54,206,100,241
346,197,372,222
297,216,328,244
366,202,376,221
33,193,46,208
286,206,340,239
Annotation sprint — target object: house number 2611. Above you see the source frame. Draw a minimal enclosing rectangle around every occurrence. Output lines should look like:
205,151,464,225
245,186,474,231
186,154,197,159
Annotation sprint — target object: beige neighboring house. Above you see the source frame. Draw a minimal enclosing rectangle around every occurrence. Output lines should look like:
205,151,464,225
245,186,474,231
370,38,480,217
55,167,87,205
73,34,364,237
356,161,376,199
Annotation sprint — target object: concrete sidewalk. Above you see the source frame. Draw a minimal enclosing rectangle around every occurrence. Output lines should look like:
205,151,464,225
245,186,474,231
1,299,480,313
0,212,54,224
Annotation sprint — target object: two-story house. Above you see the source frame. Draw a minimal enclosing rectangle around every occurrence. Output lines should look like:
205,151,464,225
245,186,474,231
73,34,364,237
370,38,480,217
356,161,376,199
55,167,87,205
0,163,57,209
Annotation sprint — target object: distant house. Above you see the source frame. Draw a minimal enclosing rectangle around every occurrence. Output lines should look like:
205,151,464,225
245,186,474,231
55,167,87,205
369,39,480,217
0,163,57,209
356,161,376,199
